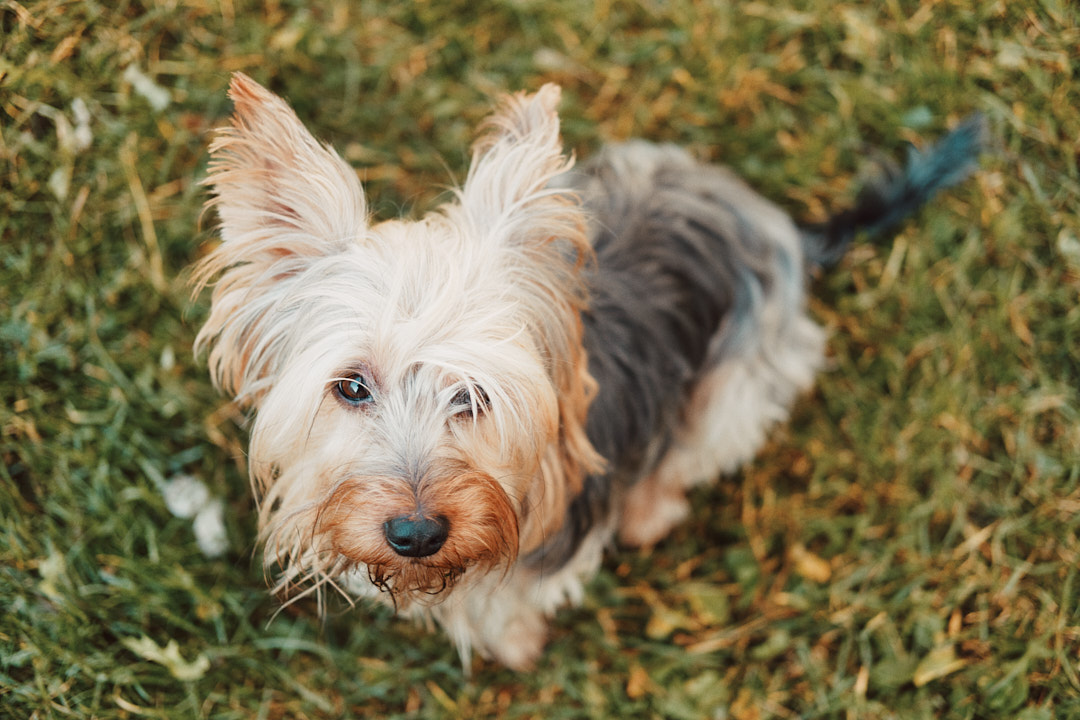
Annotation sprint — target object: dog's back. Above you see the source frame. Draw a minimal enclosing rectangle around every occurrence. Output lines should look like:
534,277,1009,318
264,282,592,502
538,121,985,558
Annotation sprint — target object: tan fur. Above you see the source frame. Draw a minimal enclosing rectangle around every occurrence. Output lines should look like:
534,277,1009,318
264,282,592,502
316,468,518,600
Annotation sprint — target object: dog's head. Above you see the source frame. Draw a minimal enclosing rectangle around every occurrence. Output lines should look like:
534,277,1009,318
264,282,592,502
193,74,603,606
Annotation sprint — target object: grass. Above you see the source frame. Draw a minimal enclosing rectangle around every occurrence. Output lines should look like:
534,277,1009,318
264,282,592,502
2,0,1079,717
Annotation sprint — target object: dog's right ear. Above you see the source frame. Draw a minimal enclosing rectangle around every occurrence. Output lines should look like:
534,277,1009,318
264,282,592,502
199,73,367,271
193,73,367,402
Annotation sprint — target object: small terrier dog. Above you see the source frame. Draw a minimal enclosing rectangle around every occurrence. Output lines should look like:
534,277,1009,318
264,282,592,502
193,73,982,669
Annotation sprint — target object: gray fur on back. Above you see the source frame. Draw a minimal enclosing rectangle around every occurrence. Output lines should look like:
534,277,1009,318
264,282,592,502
527,141,805,569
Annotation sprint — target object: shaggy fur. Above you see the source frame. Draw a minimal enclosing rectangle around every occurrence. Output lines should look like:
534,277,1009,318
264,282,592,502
193,73,983,669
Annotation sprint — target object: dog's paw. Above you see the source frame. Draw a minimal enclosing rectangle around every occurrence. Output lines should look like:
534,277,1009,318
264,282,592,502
487,610,548,671
617,479,690,548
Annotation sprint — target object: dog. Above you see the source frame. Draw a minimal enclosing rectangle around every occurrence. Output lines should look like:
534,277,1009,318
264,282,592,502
192,73,983,669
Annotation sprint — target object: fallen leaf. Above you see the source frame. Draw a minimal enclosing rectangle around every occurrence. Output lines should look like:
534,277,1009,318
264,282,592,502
791,543,831,583
626,663,651,700
121,636,210,681
913,644,966,687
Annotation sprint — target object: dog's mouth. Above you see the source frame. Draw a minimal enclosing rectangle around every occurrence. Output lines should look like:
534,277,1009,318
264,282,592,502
363,556,471,601
308,469,520,605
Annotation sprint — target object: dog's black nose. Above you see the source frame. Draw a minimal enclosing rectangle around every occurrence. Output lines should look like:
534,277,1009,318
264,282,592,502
383,515,449,558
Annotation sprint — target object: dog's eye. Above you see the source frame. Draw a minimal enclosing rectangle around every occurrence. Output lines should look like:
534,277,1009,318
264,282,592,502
451,385,489,416
335,375,373,405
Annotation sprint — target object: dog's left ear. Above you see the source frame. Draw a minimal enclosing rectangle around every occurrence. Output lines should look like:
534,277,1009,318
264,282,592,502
193,73,367,402
458,84,575,244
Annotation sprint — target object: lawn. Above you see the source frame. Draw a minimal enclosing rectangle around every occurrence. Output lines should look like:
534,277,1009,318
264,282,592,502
2,0,1079,717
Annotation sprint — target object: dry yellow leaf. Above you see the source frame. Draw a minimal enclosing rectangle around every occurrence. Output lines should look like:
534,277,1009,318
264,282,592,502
913,645,967,687
791,543,831,583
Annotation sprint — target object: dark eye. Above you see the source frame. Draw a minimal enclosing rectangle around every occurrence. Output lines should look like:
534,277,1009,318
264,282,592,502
451,385,489,416
335,374,373,405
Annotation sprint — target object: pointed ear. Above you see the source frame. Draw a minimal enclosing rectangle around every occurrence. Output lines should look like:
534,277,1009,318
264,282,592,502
458,84,575,241
192,73,366,402
198,73,367,274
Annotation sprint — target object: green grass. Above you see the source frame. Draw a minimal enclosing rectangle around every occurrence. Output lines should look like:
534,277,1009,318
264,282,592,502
3,0,1079,717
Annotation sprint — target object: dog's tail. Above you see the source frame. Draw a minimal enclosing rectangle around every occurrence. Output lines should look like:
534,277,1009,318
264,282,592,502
801,114,987,268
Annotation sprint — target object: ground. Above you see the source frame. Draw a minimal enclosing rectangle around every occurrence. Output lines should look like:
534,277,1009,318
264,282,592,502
2,0,1079,717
